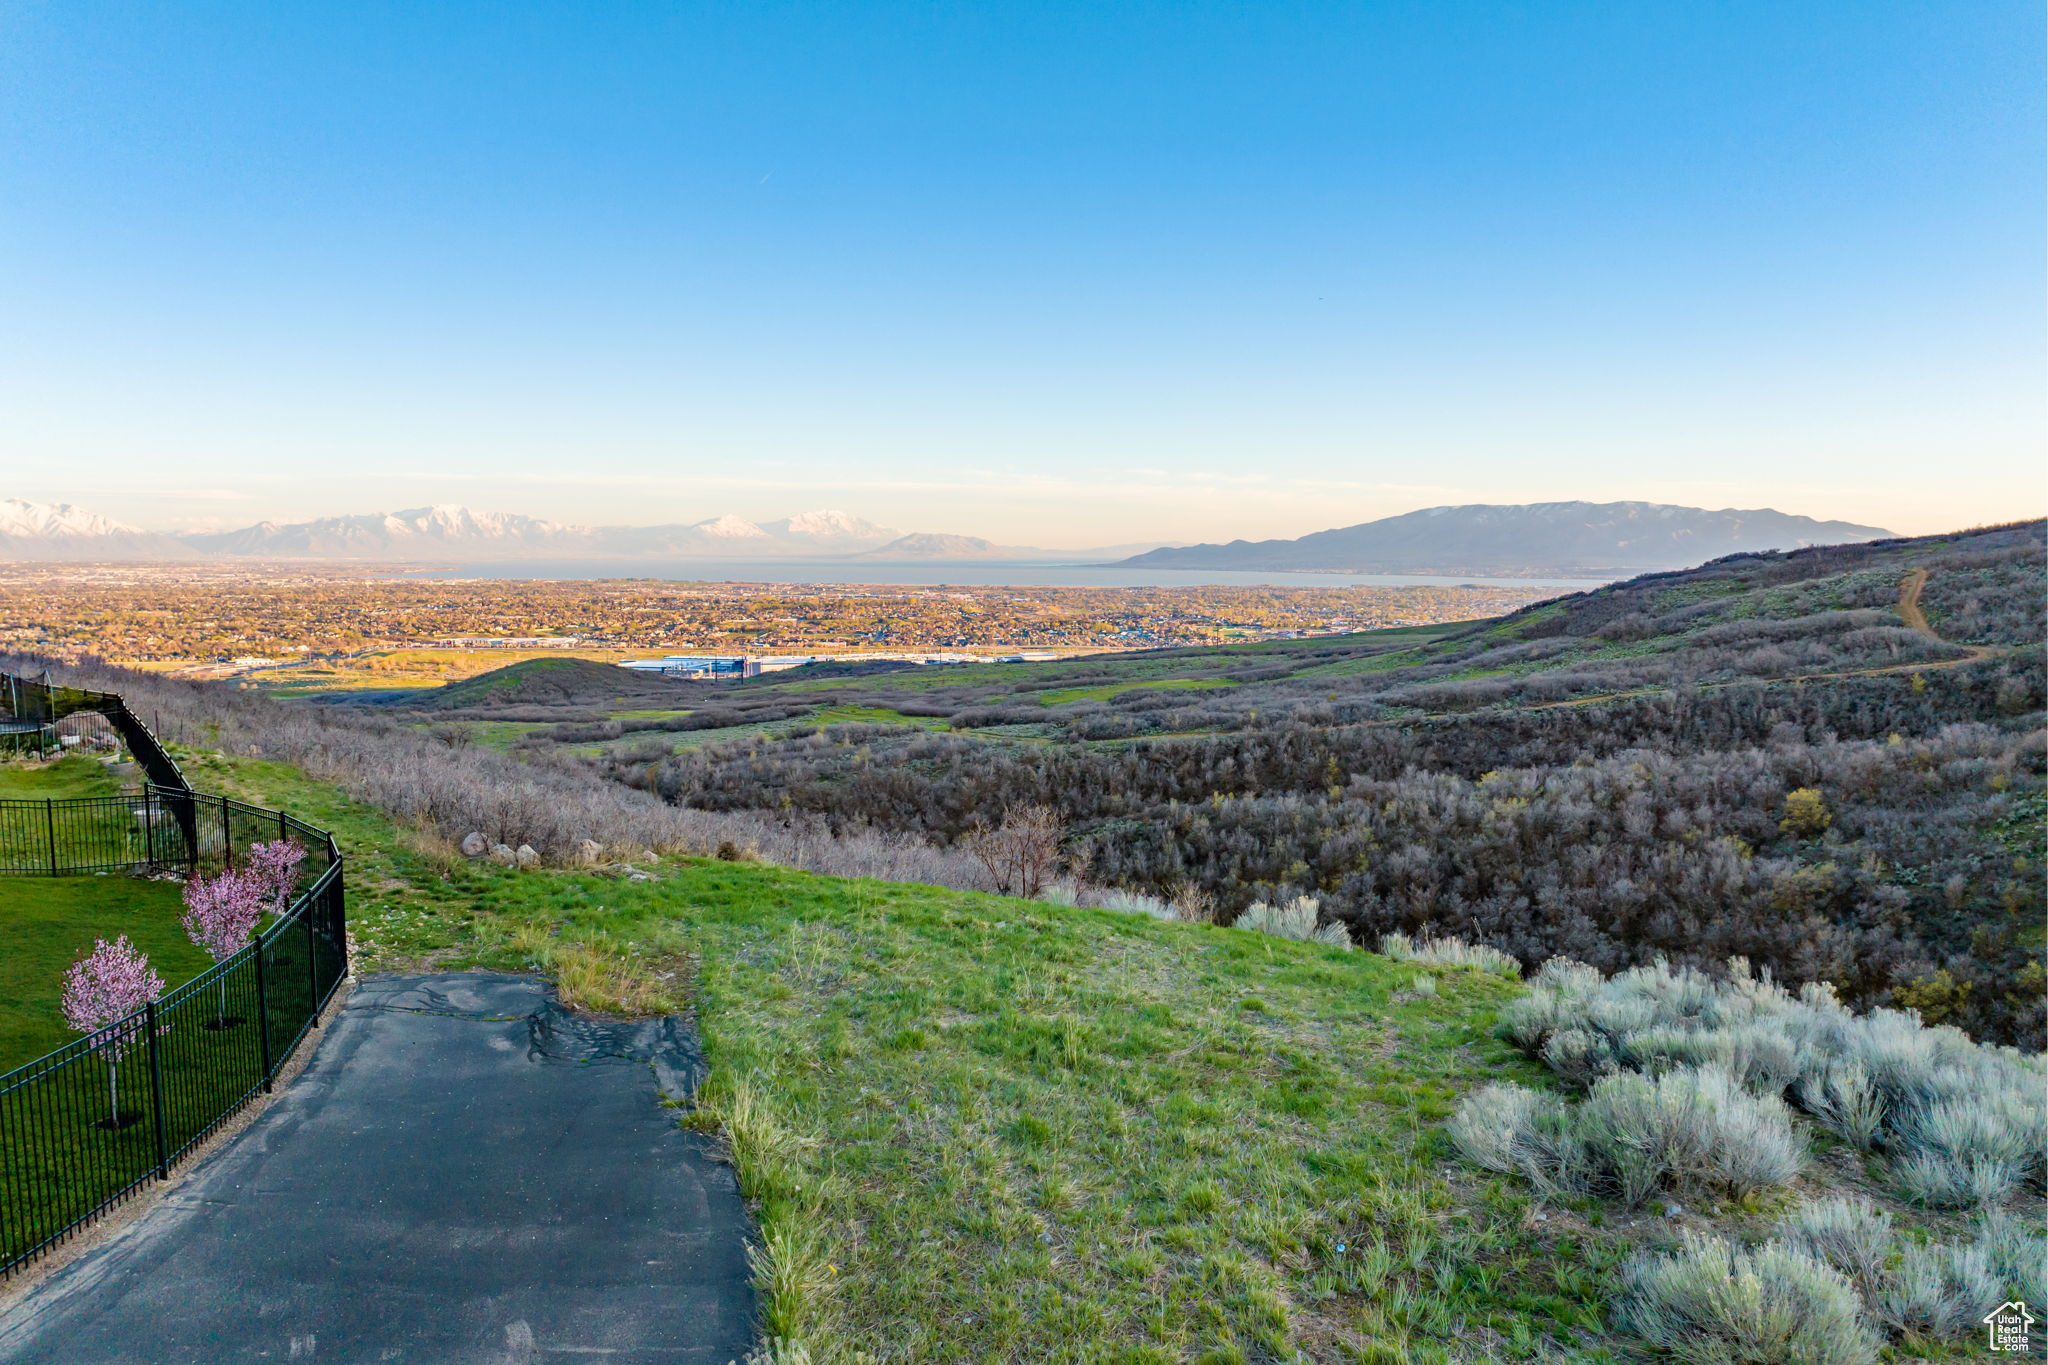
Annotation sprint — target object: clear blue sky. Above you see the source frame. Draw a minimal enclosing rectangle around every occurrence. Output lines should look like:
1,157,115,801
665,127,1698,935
2,1,2040,545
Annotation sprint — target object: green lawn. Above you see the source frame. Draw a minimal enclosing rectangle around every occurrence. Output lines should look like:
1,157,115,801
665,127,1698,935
0,756,123,801
0,875,202,1072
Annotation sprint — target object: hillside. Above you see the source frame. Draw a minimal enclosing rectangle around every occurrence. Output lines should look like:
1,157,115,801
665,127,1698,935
389,656,705,714
129,748,2029,1364
1121,500,1896,576
553,520,2044,1045
16,519,2041,1360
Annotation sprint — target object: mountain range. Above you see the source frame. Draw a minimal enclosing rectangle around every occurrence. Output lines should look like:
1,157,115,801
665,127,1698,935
1116,501,1898,577
0,500,1161,563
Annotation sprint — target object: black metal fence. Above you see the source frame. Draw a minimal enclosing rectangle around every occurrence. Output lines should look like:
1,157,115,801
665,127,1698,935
1,669,189,793
0,786,330,880
0,796,347,1276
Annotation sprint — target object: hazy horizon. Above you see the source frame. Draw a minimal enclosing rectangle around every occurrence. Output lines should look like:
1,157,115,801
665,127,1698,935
3,3,2041,543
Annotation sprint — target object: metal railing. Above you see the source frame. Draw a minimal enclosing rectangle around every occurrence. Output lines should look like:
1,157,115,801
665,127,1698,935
0,669,189,794
0,794,347,1277
0,786,328,880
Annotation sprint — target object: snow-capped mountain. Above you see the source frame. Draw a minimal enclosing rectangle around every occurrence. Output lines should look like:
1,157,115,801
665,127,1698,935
181,506,591,558
0,498,195,560
762,510,900,550
166,505,920,560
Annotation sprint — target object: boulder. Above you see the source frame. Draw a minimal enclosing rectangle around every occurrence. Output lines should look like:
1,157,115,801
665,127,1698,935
575,839,605,866
460,832,489,858
488,843,516,866
514,844,541,870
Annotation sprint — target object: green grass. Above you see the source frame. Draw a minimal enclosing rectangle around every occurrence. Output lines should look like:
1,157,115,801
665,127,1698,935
193,751,1646,1362
1037,678,1237,705
121,749,2011,1360
810,705,951,729
0,875,202,1071
0,756,123,801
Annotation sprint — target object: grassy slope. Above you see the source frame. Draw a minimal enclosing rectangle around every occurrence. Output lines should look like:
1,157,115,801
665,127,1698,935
0,759,202,1070
0,756,124,801
196,751,1644,1363
192,749,2024,1365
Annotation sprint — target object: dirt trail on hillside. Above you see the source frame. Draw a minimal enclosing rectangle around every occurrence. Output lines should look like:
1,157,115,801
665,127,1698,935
1505,567,1993,715
1896,568,1935,636
1895,567,1995,665
1137,568,2009,744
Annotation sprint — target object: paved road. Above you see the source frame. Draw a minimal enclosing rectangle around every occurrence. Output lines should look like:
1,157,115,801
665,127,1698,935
0,974,757,1364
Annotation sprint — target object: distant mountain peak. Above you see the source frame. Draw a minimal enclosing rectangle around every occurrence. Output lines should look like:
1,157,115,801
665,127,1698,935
689,514,771,539
0,497,192,560
1121,501,1897,578
771,509,894,539
0,497,146,538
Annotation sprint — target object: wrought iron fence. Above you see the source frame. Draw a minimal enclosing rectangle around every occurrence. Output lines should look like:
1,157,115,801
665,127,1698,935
0,786,328,880
0,796,347,1276
0,669,188,793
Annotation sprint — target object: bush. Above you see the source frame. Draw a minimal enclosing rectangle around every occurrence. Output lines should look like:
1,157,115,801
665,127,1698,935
1378,931,1521,977
1977,1209,2048,1310
1774,1197,1896,1299
1093,887,1177,920
1577,1066,1803,1205
1875,1240,2002,1340
1233,896,1350,949
1446,1083,1595,1201
1499,955,2047,1207
1617,1231,1881,1365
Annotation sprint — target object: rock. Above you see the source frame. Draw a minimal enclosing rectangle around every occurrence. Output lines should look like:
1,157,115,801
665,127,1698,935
488,843,516,866
627,871,653,883
514,844,541,870
460,832,489,858
575,839,605,866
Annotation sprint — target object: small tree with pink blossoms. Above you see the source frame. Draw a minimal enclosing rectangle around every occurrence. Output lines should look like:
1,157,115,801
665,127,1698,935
182,870,265,1029
61,936,165,1130
246,839,307,912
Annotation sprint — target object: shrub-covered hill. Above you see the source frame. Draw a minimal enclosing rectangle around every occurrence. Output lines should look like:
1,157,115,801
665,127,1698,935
370,655,705,716
608,521,2046,1047
172,753,2042,1364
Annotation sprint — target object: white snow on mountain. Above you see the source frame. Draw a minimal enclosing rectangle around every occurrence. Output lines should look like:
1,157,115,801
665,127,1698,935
0,498,144,538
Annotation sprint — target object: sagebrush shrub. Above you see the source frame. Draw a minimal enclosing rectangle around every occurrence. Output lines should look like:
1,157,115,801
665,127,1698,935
1577,1066,1802,1205
1499,953,2047,1207
1774,1197,1896,1299
1377,932,1521,977
1618,1232,1881,1365
1875,1240,2003,1340
1233,896,1349,949
1445,1083,1594,1201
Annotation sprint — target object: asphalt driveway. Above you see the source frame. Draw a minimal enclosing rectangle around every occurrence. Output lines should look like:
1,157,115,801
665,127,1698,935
0,973,757,1364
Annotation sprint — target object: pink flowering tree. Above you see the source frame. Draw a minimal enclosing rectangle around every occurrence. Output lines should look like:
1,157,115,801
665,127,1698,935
246,839,307,912
182,870,265,1027
61,936,165,1129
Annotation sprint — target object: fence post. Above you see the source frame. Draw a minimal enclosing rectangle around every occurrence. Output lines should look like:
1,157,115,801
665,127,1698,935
145,1002,169,1179
306,903,320,1025
44,800,56,875
254,932,274,1092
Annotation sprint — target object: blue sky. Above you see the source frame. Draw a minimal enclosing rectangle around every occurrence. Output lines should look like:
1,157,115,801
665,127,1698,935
1,1,2039,545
